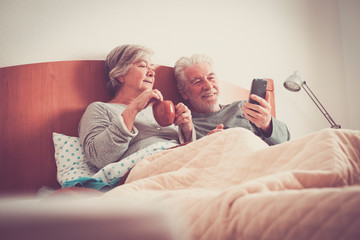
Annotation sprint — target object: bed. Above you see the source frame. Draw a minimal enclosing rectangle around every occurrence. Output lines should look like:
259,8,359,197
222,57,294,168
1,61,360,240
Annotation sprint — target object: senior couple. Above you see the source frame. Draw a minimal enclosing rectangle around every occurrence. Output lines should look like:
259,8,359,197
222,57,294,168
79,44,290,171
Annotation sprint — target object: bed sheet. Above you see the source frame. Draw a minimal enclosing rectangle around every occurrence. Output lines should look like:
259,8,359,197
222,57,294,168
102,127,360,240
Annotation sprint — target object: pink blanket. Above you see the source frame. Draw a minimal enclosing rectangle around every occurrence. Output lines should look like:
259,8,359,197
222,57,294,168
104,128,360,240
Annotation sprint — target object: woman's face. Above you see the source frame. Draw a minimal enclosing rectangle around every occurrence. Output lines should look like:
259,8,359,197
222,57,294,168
120,57,155,93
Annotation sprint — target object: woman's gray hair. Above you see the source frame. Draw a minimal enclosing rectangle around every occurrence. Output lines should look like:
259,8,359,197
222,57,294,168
174,54,214,93
105,44,154,97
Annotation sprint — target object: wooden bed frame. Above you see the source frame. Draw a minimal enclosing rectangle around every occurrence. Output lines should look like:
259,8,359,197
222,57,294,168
0,60,275,195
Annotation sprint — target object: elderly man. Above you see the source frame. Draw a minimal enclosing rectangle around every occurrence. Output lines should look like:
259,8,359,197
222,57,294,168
174,54,290,145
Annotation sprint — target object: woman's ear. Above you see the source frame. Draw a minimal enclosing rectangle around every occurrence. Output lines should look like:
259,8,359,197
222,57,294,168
117,76,125,83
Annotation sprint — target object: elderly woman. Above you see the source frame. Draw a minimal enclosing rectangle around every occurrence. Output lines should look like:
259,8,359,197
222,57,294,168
79,44,195,170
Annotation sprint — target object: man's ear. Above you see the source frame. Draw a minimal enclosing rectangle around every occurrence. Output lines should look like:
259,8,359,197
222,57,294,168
179,88,189,101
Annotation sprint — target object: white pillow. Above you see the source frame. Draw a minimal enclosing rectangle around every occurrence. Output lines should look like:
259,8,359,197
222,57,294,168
52,132,96,185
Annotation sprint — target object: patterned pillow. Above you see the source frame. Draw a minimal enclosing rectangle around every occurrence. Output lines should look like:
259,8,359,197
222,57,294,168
52,132,96,185
53,133,178,187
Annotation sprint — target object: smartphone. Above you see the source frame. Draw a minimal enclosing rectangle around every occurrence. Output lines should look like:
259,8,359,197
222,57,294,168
248,78,268,105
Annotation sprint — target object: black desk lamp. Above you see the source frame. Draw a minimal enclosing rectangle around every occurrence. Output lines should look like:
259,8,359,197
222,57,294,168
284,71,341,129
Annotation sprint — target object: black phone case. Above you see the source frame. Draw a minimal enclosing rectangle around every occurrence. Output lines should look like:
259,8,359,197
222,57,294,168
249,78,268,105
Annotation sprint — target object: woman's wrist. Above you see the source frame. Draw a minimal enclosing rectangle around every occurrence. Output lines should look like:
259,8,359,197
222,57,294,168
121,105,139,131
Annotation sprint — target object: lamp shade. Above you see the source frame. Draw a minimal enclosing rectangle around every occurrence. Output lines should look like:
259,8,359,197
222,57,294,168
283,71,302,92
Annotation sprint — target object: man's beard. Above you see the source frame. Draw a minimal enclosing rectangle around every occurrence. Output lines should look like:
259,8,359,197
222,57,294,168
191,100,219,114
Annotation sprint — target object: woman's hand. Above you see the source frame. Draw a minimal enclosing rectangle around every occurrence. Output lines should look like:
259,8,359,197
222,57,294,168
122,89,163,131
129,89,163,113
174,102,193,142
242,93,272,137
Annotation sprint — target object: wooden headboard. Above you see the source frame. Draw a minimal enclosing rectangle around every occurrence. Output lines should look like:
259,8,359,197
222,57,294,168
0,60,275,194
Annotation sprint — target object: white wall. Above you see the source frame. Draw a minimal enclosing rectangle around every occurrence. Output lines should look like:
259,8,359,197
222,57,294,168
339,0,360,133
1,0,358,139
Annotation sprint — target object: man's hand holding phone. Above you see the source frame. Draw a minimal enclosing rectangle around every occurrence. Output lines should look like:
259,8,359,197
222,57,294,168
242,79,272,136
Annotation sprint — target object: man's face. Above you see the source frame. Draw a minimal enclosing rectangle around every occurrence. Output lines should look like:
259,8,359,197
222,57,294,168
181,62,220,114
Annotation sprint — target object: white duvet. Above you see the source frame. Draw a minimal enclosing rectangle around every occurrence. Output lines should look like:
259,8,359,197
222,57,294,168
102,128,360,240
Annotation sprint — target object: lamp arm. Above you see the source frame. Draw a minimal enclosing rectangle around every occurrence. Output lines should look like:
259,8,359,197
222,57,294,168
301,81,341,129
